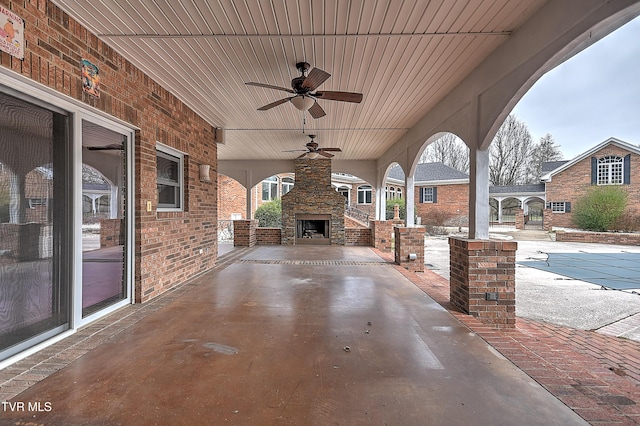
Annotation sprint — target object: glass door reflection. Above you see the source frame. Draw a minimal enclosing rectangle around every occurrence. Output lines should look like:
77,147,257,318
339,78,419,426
81,121,127,317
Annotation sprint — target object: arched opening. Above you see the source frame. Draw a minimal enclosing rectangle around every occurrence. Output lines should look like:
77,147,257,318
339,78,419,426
413,133,470,232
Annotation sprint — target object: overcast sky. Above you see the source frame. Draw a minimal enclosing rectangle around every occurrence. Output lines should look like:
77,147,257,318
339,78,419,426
512,15,640,160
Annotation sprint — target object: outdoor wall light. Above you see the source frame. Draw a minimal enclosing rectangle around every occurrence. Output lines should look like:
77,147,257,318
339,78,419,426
408,253,417,260
199,164,211,182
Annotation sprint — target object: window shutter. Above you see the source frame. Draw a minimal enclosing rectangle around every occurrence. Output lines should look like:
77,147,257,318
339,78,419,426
432,187,438,203
565,202,571,213
624,154,631,184
591,157,597,185
419,188,424,203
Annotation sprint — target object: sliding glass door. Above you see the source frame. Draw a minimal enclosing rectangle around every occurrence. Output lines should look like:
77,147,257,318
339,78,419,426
0,91,71,359
0,81,133,362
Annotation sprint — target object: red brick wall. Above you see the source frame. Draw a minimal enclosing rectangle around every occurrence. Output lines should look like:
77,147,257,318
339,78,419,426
415,184,469,225
1,0,217,303
345,228,372,246
256,227,282,245
545,145,640,228
217,174,246,220
555,230,640,245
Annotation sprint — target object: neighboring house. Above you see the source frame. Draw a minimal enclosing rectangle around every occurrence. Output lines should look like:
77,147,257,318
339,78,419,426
541,137,640,228
387,163,470,226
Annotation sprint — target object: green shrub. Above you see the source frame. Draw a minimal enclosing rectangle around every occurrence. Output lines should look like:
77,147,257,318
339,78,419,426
572,186,627,231
385,198,405,220
254,198,282,227
612,211,640,232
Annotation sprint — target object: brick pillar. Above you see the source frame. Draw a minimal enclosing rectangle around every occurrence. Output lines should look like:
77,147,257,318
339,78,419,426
233,220,258,247
370,220,393,251
515,209,525,230
449,237,517,329
394,226,425,272
543,208,553,231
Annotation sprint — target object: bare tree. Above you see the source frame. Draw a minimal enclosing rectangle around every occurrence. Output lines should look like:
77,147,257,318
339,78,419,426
420,133,469,172
489,114,534,186
527,133,563,181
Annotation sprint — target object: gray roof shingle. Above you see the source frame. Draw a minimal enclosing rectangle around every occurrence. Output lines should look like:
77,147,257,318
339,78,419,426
541,161,568,173
388,162,468,182
489,183,546,194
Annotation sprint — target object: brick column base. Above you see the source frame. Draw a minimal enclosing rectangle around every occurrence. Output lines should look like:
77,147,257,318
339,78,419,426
449,237,517,328
394,226,425,272
370,220,393,251
233,220,258,247
515,209,525,230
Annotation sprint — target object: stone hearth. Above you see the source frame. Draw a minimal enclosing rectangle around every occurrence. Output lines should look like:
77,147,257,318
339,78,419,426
281,158,345,245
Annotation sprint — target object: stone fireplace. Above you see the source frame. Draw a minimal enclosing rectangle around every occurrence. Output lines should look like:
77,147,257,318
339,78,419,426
281,158,345,245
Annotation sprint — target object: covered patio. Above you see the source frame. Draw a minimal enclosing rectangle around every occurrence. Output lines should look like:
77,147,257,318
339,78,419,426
2,246,587,425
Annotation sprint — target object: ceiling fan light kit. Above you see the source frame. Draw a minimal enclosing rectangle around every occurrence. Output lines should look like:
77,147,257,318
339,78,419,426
306,152,320,159
290,95,314,111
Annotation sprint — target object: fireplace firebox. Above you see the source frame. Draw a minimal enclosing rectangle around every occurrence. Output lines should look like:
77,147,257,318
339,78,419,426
296,214,331,245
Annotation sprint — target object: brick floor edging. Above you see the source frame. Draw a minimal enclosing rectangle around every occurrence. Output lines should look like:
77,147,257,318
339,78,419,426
371,247,640,425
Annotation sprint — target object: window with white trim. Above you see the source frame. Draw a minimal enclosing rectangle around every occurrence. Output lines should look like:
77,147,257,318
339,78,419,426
421,187,434,203
597,156,623,185
262,176,278,201
282,177,294,195
357,185,372,204
550,202,568,213
156,144,184,211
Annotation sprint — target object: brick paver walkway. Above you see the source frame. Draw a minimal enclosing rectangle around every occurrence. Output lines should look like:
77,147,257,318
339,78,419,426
384,250,640,425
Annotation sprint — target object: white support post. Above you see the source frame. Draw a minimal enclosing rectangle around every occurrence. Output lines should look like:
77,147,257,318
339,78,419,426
405,175,415,226
375,182,384,221
469,147,490,239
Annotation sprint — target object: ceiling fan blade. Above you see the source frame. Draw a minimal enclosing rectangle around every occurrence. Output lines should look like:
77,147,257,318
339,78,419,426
245,82,294,93
257,97,293,111
302,68,331,91
314,91,363,103
317,150,334,158
319,147,342,152
308,101,326,119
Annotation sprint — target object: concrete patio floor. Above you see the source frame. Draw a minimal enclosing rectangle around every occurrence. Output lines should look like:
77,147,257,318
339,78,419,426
1,245,587,425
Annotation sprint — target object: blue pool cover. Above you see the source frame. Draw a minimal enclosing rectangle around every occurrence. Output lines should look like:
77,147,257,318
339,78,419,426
518,252,640,290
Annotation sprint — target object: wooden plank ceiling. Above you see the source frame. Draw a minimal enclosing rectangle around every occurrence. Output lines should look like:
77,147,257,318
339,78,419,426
52,0,546,160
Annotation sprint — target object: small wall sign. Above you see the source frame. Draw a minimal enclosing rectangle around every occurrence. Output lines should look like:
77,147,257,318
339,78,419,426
0,7,24,60
81,59,100,98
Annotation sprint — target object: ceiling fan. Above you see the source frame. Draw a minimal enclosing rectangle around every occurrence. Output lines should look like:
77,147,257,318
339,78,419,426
246,62,363,119
285,134,342,158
